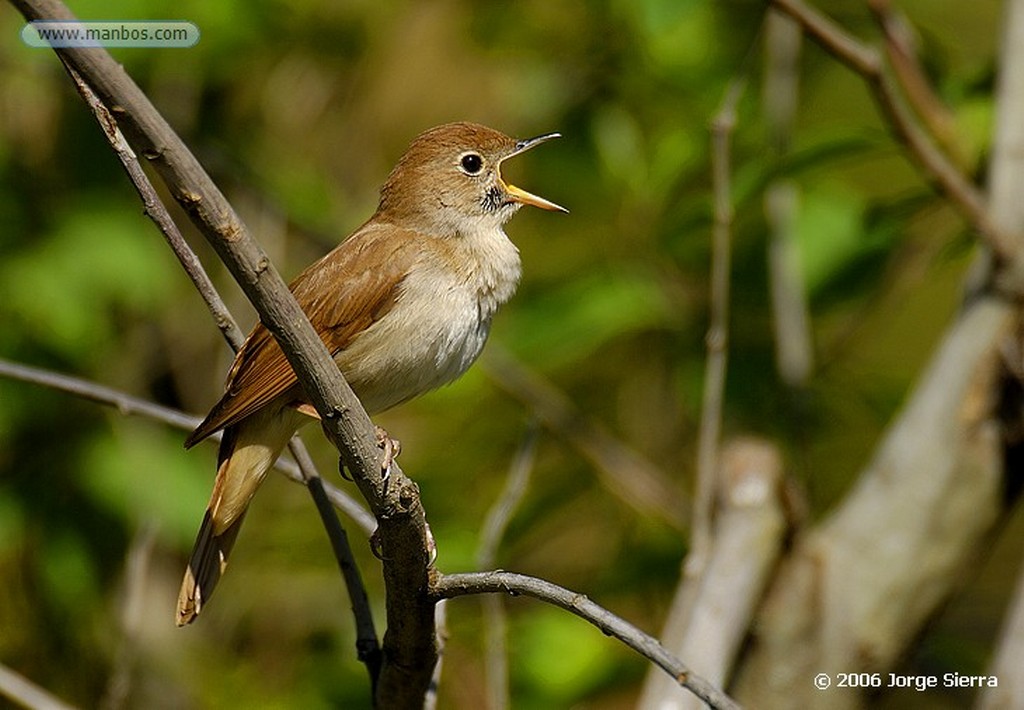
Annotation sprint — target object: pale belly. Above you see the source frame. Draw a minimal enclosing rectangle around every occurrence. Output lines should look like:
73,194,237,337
333,276,494,415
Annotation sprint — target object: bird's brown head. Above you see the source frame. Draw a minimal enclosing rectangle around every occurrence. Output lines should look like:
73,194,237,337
377,122,567,234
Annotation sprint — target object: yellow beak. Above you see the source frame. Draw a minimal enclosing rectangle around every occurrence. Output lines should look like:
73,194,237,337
505,182,569,213
500,132,569,213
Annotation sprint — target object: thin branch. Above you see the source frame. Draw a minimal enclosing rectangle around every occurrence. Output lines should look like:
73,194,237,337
483,347,686,530
10,1,436,696
867,0,967,169
61,63,245,350
474,423,539,710
101,522,158,710
306,474,381,681
431,571,743,710
689,77,745,579
0,357,376,535
56,33,383,687
0,357,199,430
770,0,1018,264
0,663,78,710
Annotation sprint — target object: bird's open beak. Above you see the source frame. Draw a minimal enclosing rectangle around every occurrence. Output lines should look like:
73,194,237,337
500,132,569,213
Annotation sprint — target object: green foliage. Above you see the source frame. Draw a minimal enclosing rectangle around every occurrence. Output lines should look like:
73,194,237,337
0,0,1008,707
514,606,625,705
0,202,175,363
81,423,211,546
503,266,678,368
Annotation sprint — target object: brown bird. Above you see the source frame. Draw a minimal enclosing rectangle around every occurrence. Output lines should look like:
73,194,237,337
176,122,566,626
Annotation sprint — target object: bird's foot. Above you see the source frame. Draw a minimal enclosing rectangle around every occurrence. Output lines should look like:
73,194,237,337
425,520,437,567
368,521,437,566
375,426,401,486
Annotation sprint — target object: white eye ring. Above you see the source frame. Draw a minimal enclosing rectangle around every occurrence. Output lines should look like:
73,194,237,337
458,152,484,175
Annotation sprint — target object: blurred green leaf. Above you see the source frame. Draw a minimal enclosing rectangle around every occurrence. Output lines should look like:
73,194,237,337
796,185,868,294
41,530,100,613
0,496,26,557
82,422,212,547
0,201,175,362
501,266,678,368
515,606,619,702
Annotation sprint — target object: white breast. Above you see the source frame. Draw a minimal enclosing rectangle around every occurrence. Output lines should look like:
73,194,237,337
336,224,521,414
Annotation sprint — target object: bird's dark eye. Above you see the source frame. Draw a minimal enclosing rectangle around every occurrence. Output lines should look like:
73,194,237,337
459,153,483,175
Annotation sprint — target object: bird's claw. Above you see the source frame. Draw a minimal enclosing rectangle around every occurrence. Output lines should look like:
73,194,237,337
368,522,437,566
375,426,401,487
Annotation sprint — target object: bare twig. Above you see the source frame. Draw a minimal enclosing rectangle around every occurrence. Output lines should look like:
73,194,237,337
474,424,539,710
770,0,1018,264
689,77,745,580
867,0,967,169
432,571,743,710
0,357,376,534
639,439,788,710
54,23,384,689
306,475,381,683
483,347,686,530
0,357,200,430
61,63,245,350
0,663,78,710
763,10,813,387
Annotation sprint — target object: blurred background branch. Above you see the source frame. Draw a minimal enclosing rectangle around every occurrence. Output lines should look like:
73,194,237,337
3,0,1023,706
432,571,742,710
0,357,376,533
58,60,385,687
772,0,1014,263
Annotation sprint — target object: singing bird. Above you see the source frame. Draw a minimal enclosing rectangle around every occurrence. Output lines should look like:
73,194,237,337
177,122,566,625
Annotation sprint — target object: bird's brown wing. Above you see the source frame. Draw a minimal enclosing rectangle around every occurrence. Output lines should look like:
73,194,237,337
185,221,423,448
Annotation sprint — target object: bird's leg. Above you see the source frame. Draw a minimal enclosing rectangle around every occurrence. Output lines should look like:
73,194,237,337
368,520,437,567
337,458,354,482
375,425,401,487
329,423,399,483
425,520,437,566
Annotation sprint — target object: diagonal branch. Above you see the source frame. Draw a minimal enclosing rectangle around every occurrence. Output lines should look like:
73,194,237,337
10,1,431,699
867,0,967,169
0,662,78,710
770,0,1018,265
432,571,743,710
0,356,376,534
482,347,686,530
688,74,745,590
60,59,382,681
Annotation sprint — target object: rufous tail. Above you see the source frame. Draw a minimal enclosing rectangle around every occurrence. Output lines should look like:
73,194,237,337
176,404,311,626
176,507,246,626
